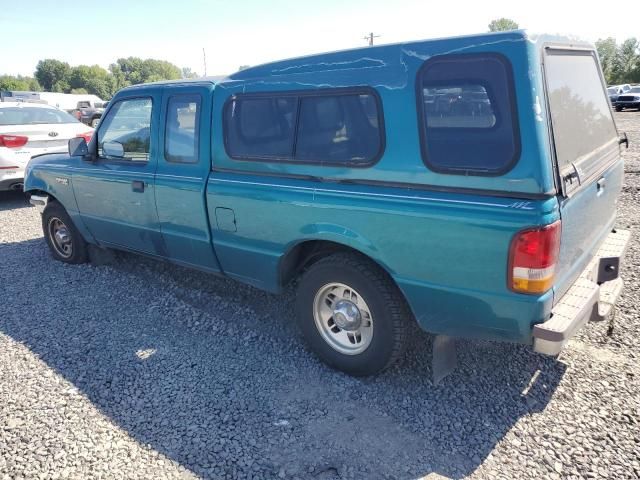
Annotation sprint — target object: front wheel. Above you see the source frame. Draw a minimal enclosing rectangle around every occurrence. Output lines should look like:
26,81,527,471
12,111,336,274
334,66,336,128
90,118,100,128
42,201,88,264
615,106,623,112
295,253,410,376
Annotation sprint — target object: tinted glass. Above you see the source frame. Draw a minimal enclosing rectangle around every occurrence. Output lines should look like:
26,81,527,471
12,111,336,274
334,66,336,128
0,107,79,125
423,85,496,128
545,52,617,171
165,94,200,163
98,98,152,162
419,55,519,174
225,96,296,159
295,94,381,163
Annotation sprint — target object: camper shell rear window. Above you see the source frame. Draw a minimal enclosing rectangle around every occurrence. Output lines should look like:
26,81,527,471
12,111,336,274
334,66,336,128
543,49,618,178
416,53,521,176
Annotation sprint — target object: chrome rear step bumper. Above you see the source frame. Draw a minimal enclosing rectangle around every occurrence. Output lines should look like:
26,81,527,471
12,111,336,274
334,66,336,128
533,229,631,356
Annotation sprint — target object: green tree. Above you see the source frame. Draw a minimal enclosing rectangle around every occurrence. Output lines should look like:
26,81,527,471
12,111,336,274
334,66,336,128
595,38,620,84
616,38,640,84
69,64,115,99
27,77,42,91
0,75,41,91
35,59,71,92
488,18,519,32
181,67,198,79
109,57,181,86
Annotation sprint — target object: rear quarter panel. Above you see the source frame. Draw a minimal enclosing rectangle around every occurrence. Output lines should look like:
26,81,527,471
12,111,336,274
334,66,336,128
209,171,559,342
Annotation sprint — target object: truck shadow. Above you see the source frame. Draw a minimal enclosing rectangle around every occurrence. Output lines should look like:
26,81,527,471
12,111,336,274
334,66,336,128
0,190,30,211
0,238,566,480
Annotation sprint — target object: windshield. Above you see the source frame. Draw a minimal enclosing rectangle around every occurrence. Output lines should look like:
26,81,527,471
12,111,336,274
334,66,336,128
607,87,617,94
628,87,640,93
0,107,79,125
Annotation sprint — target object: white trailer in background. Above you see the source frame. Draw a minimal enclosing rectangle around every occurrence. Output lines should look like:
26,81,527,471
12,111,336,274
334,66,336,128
0,91,104,111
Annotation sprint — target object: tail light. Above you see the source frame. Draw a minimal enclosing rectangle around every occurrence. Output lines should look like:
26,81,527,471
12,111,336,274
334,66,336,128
76,132,93,143
0,134,28,148
508,221,561,294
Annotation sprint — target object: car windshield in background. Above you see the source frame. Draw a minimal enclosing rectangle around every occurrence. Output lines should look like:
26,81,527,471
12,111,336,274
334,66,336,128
0,107,79,125
607,87,617,94
629,87,640,93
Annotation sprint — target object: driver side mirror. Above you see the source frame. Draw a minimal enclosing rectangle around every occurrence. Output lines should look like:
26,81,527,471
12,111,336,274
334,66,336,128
68,137,88,157
103,141,125,158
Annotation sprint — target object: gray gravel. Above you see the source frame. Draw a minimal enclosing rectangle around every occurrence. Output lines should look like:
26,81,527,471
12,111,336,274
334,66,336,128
1,112,639,480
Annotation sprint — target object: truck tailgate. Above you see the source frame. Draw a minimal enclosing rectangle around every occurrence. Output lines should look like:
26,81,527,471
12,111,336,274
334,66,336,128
543,47,624,303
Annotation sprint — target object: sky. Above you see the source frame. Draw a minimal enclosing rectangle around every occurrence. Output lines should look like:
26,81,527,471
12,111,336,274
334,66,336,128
0,0,637,77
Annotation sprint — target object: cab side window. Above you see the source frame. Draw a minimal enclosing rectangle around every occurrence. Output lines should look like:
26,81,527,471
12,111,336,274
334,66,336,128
165,94,201,163
98,98,152,162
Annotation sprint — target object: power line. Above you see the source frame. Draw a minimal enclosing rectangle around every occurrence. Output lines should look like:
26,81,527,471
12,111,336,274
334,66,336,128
363,32,380,46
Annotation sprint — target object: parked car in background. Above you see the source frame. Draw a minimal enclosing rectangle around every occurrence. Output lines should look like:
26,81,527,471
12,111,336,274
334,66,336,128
69,100,108,127
0,102,93,191
608,86,621,106
24,31,630,377
615,86,640,111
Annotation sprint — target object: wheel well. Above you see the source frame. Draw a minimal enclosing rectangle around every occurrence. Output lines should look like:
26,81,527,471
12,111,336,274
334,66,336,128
28,189,58,202
280,240,390,288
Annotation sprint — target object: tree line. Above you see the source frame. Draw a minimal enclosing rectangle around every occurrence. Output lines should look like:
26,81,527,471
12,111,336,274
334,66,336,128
595,38,640,85
2,28,639,98
0,58,197,100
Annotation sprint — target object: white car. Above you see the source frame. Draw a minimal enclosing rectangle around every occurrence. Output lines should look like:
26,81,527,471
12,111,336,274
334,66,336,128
0,102,94,192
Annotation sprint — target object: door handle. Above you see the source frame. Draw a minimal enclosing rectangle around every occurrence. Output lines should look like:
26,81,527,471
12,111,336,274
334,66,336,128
132,180,145,192
596,177,606,195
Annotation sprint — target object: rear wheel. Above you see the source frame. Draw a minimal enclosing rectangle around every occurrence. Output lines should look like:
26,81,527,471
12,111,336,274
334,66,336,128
90,117,100,128
615,105,623,112
295,253,410,376
42,202,88,264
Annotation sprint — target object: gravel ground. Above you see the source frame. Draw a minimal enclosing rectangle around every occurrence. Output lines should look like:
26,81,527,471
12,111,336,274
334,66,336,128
1,112,639,480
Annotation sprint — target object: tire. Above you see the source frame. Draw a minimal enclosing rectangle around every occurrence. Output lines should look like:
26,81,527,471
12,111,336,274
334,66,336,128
42,201,88,264
615,106,623,112
295,252,411,376
90,118,100,128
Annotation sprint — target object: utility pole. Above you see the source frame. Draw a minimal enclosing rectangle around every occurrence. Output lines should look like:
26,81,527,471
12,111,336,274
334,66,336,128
203,47,207,76
363,32,380,46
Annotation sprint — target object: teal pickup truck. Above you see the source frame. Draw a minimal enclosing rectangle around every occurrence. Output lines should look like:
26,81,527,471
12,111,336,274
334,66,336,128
25,31,630,376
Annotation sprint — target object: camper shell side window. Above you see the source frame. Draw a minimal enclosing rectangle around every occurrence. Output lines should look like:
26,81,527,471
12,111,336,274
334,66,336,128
416,53,521,176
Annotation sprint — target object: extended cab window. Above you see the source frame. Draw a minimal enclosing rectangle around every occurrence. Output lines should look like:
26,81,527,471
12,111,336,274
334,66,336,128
418,54,520,175
165,94,201,163
98,98,152,162
225,96,296,159
296,94,382,163
224,89,383,165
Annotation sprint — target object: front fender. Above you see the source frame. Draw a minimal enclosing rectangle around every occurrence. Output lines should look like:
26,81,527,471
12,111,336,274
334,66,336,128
24,156,96,244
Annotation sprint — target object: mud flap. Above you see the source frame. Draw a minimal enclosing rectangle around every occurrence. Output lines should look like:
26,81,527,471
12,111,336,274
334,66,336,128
432,335,457,384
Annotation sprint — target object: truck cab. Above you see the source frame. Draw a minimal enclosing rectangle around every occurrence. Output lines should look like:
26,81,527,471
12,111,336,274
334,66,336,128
24,31,630,377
